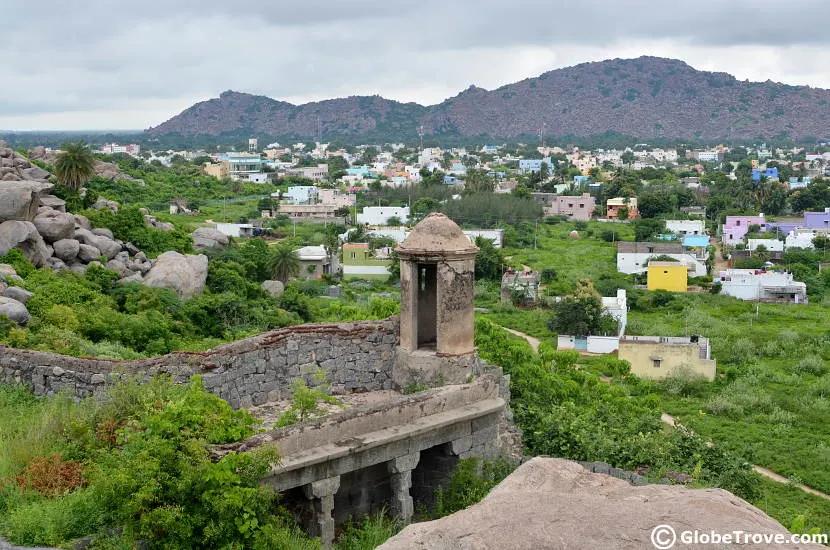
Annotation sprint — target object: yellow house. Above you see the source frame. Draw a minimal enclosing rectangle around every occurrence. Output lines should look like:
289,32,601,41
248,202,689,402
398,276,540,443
647,261,688,292
618,336,716,381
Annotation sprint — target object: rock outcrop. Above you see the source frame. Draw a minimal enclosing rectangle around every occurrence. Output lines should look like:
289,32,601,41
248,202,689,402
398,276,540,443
0,146,53,184
0,221,51,267
142,252,208,298
0,181,54,222
192,227,229,250
378,458,800,550
261,280,284,298
33,209,76,243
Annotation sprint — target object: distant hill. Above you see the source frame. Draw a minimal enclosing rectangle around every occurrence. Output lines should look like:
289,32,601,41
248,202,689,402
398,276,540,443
146,57,830,142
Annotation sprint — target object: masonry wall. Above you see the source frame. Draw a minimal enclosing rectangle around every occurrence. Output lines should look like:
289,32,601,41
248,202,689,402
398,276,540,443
0,318,400,408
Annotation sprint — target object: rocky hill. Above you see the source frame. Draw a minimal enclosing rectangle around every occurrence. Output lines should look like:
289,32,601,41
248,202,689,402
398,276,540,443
147,56,830,142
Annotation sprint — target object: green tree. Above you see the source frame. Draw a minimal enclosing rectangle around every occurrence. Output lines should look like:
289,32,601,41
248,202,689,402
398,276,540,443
386,216,403,226
548,279,618,336
55,142,96,190
621,151,635,167
268,245,301,283
473,236,504,281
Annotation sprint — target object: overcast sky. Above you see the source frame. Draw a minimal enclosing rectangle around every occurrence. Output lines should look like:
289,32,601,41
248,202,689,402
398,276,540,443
2,0,830,131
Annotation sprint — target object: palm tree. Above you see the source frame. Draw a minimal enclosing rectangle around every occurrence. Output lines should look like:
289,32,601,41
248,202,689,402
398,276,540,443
55,142,95,190
269,245,301,282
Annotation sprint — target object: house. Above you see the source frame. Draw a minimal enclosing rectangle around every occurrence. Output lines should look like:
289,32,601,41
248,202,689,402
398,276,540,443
283,186,319,204
647,262,688,292
719,269,807,303
100,143,141,156
747,239,784,252
543,193,596,221
357,206,410,226
318,189,356,208
616,242,707,277
606,197,638,219
287,164,329,181
494,179,519,194
721,214,767,246
682,235,710,249
665,220,705,236
751,167,779,181
518,158,553,174
803,208,830,229
214,223,254,238
618,335,716,381
203,162,229,180
500,269,540,303
601,289,628,336
785,228,830,249
462,229,505,249
341,243,391,279
295,245,336,279
216,153,263,180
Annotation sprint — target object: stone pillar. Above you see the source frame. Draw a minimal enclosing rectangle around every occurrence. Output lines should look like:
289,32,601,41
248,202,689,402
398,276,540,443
387,452,420,523
303,476,340,547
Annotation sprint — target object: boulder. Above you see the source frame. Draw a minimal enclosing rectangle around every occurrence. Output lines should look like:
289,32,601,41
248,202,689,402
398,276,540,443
68,262,89,275
3,286,32,304
52,239,80,262
77,243,101,263
192,227,229,250
261,280,284,298
21,166,51,181
142,252,207,299
153,221,175,232
45,257,67,271
38,195,66,212
119,273,143,284
378,458,799,550
124,242,140,256
106,252,133,276
75,228,120,260
0,221,51,266
73,214,91,230
0,264,21,281
33,210,76,242
92,197,119,212
0,181,53,222
91,227,114,240
0,296,30,325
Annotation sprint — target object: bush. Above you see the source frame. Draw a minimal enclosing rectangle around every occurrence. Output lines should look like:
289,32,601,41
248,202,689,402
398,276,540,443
794,356,828,376
662,366,710,397
430,458,515,519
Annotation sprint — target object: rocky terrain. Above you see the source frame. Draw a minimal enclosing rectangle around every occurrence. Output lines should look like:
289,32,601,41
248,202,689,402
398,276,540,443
378,458,803,550
27,146,140,182
0,146,214,324
146,56,830,141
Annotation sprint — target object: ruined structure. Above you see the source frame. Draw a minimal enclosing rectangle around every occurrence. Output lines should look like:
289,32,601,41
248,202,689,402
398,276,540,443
0,212,519,547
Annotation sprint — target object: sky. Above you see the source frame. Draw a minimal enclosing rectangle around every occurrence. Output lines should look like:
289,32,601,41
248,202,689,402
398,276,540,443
2,0,830,131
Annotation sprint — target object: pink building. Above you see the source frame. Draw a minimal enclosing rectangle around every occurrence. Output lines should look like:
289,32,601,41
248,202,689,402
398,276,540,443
721,214,767,245
544,193,596,221
318,188,356,208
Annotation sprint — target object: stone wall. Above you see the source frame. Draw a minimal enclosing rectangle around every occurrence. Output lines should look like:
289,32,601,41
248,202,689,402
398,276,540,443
0,318,399,408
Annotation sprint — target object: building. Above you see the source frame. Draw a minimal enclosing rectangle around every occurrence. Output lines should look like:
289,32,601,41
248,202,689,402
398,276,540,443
99,143,141,156
616,242,707,277
248,138,258,152
341,243,392,279
462,229,505,249
751,167,779,181
295,245,336,279
518,158,553,174
203,162,229,180
500,269,541,303
647,262,688,292
601,289,628,336
747,239,784,252
803,208,830,229
283,186,319,204
721,215,767,246
619,336,716,381
277,204,340,220
785,228,830,249
214,223,254,238
287,164,329,181
606,197,638,219
665,220,705,236
695,151,721,163
318,189,356,208
217,153,264,180
543,194,596,221
357,206,410,226
719,269,807,303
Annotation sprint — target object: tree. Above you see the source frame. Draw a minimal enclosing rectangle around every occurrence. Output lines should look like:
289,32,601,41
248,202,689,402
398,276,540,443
616,206,629,220
473,236,504,281
386,216,403,227
268,245,301,282
463,169,495,194
753,244,771,263
321,227,340,274
55,142,95,190
548,279,618,337
621,151,635,168
334,206,352,225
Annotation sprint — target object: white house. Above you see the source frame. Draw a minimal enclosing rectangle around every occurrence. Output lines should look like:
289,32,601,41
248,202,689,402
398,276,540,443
616,242,708,277
601,289,628,336
719,269,807,303
283,186,319,204
665,220,705,236
747,239,784,252
357,206,410,226
214,223,254,238
462,229,505,249
784,228,830,249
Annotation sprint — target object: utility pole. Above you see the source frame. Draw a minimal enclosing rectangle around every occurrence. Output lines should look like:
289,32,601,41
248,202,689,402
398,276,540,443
534,219,539,249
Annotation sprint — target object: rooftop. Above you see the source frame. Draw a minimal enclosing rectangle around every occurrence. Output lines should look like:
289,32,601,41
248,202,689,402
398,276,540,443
397,212,478,257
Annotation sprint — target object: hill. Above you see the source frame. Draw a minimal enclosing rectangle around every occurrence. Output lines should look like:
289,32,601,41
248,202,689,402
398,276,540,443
146,56,830,143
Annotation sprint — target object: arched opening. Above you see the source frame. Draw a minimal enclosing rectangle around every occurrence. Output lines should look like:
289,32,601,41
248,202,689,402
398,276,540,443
416,263,438,349
411,442,459,510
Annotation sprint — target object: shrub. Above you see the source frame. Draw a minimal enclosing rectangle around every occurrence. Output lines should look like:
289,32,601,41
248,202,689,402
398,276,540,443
662,366,710,397
794,356,828,376
16,453,86,497
0,249,35,278
430,458,515,518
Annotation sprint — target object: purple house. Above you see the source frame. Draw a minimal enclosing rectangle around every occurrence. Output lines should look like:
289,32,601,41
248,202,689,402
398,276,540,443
721,214,767,245
803,208,830,229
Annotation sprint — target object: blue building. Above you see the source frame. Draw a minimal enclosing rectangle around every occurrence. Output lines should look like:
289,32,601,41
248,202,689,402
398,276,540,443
519,157,553,174
751,167,779,181
573,175,591,185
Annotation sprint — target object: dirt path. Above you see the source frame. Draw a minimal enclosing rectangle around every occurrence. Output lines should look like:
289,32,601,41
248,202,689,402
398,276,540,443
501,327,540,352
712,240,729,274
498,325,830,501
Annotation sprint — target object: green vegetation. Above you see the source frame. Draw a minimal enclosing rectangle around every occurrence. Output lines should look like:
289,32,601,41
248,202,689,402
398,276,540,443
55,142,95,190
0,377,321,549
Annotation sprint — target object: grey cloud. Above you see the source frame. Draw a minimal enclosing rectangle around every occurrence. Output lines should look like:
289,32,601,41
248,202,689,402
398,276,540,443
2,0,830,129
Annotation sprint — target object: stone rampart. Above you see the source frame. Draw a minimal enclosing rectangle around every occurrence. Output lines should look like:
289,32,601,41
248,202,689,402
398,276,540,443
0,318,400,408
